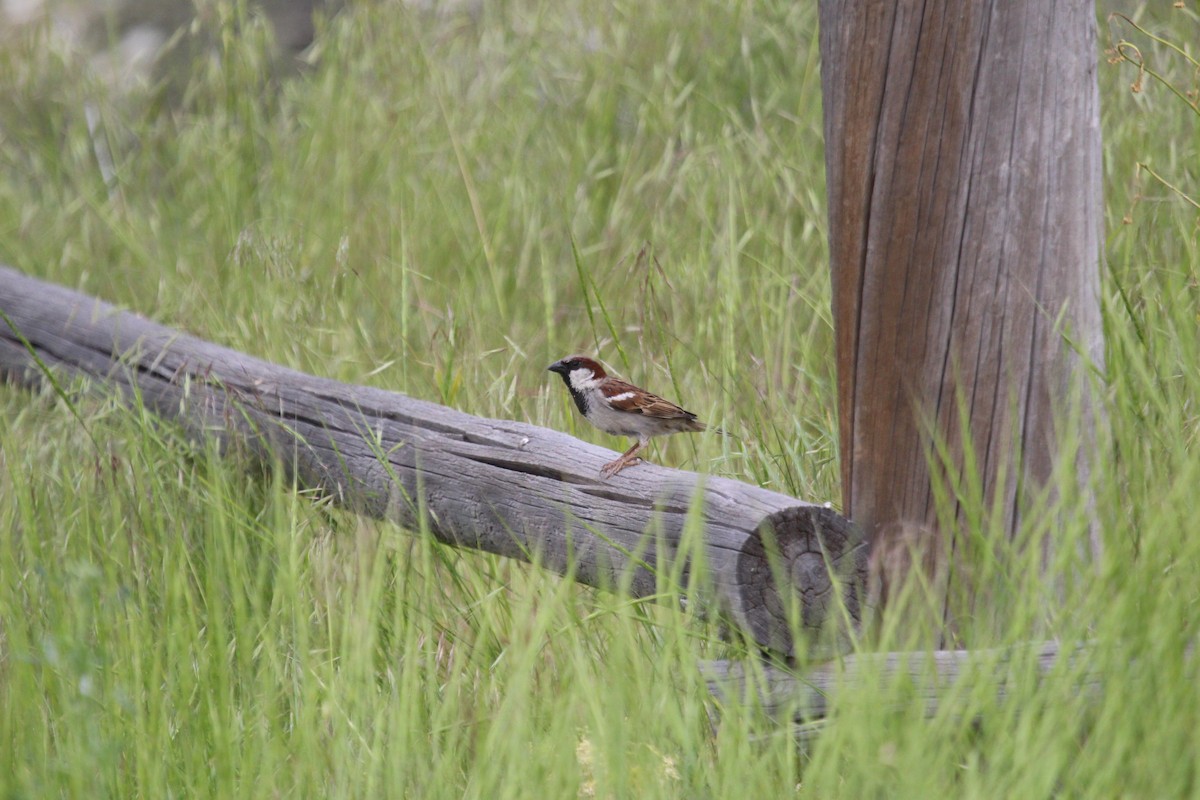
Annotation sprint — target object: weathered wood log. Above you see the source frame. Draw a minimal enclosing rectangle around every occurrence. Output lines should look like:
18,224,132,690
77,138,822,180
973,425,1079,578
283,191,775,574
703,639,1098,725
0,265,866,657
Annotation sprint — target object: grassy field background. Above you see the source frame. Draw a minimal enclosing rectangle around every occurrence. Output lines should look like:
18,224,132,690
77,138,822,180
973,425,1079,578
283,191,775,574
1,1,1198,796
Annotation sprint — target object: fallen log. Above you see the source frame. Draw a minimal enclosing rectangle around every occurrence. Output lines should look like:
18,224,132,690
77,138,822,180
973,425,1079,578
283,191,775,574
0,265,867,657
703,639,1098,726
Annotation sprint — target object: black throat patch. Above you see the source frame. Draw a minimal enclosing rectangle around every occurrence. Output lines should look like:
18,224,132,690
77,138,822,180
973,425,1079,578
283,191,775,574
559,375,590,417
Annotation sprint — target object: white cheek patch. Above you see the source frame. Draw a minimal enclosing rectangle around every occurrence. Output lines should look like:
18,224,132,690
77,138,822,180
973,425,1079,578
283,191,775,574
568,367,597,389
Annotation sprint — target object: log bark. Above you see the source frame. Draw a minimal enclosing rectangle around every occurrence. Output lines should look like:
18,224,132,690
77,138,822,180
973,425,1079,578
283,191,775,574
0,265,866,657
820,2,1105,598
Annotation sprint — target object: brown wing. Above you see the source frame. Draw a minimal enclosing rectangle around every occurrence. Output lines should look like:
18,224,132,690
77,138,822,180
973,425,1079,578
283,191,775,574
599,378,699,422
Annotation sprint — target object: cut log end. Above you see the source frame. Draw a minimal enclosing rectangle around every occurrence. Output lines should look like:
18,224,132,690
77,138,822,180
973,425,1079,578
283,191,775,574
732,504,868,657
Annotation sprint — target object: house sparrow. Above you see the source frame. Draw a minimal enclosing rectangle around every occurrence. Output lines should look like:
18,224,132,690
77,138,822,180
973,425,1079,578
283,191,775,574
547,355,710,478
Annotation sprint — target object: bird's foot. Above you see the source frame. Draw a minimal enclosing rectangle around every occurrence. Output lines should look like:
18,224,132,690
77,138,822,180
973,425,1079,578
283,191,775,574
600,456,643,479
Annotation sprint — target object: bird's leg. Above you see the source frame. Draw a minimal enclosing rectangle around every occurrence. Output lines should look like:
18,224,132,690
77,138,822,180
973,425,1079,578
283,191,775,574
600,439,646,478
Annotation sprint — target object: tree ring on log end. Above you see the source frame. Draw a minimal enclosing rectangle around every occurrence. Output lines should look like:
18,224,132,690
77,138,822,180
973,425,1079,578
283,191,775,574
734,505,867,657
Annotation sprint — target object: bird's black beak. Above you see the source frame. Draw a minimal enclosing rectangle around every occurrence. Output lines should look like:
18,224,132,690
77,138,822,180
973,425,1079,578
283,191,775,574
547,360,565,375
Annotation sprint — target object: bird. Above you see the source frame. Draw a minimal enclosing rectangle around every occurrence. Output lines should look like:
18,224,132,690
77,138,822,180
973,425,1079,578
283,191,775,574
547,354,710,478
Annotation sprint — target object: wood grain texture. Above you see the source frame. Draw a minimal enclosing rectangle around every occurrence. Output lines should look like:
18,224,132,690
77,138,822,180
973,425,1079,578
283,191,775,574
819,1,1105,579
0,265,866,657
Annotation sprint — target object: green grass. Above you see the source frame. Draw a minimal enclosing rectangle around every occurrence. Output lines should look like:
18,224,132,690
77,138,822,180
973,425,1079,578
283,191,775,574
1,1,1199,796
